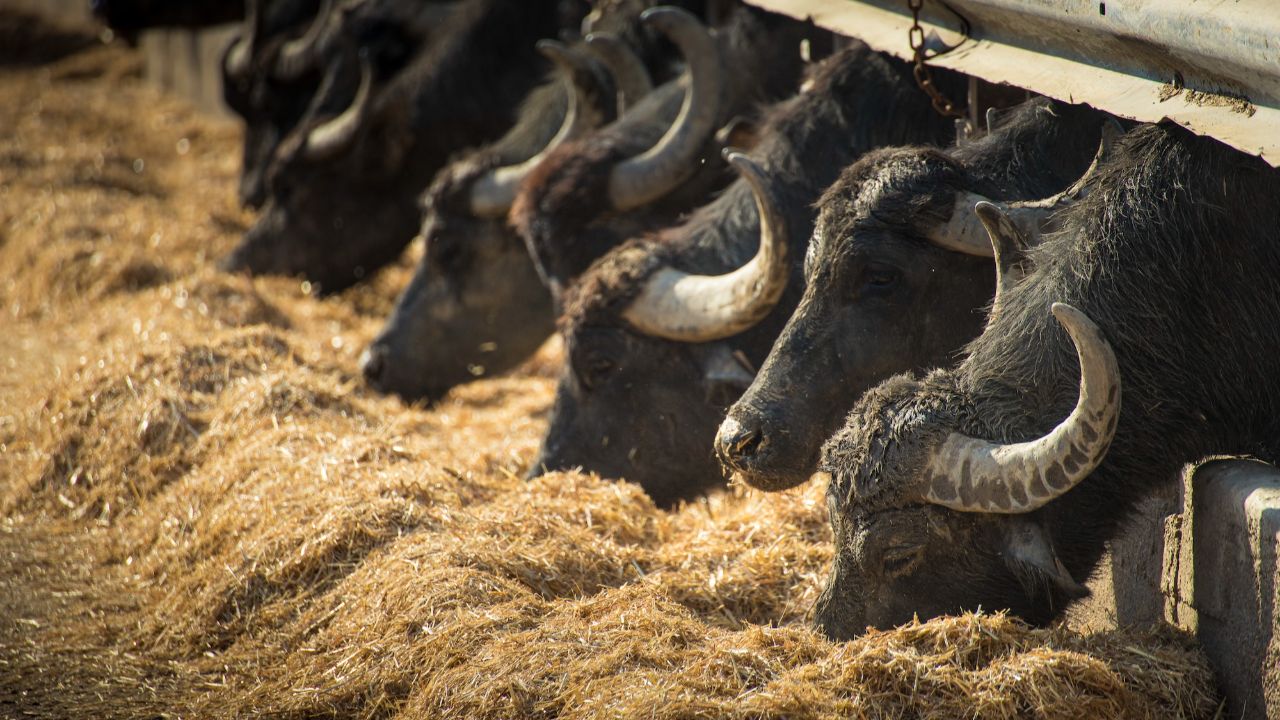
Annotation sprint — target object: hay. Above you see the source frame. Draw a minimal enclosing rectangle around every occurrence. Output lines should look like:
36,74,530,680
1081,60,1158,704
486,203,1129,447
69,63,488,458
0,17,1221,720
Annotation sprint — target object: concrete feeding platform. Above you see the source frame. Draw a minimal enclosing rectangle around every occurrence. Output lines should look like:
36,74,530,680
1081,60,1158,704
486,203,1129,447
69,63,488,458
1074,460,1280,719
1167,460,1280,719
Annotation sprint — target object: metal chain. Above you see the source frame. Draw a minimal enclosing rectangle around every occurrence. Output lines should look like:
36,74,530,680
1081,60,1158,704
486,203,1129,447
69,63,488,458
907,0,967,119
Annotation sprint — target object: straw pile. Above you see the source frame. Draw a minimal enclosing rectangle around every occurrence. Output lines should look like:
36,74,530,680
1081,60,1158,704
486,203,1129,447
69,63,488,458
0,14,1222,719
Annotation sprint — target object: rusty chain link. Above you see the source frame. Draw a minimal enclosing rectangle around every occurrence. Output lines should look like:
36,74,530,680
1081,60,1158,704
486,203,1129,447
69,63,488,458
907,0,968,120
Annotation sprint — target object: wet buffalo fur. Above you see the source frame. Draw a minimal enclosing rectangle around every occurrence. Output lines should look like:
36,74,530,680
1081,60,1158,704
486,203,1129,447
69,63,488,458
531,42,963,506
222,0,592,293
720,97,1117,491
816,121,1280,637
510,2,833,293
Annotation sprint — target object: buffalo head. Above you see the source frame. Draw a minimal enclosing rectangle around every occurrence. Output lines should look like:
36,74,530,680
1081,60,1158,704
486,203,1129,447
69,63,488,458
361,38,624,401
529,152,790,506
813,301,1118,638
716,106,1120,492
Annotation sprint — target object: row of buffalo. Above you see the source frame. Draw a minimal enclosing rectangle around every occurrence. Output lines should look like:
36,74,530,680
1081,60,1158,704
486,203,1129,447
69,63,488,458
98,0,1280,639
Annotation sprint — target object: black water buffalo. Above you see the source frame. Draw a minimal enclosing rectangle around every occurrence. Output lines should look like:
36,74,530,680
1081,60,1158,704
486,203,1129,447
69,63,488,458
358,33,633,401
526,43,963,506
221,0,594,293
810,121,1280,638
714,98,1117,491
510,2,832,296
359,6,721,403
221,0,450,209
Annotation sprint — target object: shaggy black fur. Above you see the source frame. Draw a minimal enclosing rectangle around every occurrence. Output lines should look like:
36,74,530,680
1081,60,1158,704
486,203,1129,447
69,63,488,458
222,0,432,210
530,42,963,506
815,121,1280,637
222,0,593,293
719,97,1116,491
362,43,620,404
511,2,834,293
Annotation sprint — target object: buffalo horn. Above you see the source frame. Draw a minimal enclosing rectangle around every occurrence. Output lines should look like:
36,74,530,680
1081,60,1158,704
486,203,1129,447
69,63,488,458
920,303,1120,513
273,0,337,80
928,120,1123,256
584,33,653,112
622,150,788,342
607,7,724,211
224,0,262,80
468,40,590,218
974,201,1029,325
304,52,374,161
1001,118,1124,233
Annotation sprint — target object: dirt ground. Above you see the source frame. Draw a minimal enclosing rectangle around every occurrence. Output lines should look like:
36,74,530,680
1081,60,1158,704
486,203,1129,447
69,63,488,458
0,12,1222,719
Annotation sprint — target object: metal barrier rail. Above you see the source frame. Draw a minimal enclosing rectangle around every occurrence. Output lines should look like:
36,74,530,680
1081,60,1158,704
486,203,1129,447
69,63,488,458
746,0,1279,166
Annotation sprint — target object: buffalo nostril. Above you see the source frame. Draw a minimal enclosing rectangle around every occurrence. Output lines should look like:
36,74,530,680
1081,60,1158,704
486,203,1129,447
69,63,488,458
360,345,387,385
716,415,765,465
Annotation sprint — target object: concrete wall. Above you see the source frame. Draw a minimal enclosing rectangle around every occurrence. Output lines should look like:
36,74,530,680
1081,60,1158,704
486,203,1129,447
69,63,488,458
1170,461,1280,719
1072,461,1280,720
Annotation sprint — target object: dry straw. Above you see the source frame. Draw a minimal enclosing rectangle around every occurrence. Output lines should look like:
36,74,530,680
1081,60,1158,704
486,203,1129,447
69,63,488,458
0,14,1220,720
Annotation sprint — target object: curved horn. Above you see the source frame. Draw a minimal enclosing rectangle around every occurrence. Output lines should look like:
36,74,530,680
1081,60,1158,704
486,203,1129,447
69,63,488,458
584,33,653,112
920,303,1120,513
304,52,374,162
622,150,789,342
273,0,336,80
224,0,262,79
1001,118,1124,233
974,201,1029,326
607,7,724,211
468,40,590,218
929,120,1124,255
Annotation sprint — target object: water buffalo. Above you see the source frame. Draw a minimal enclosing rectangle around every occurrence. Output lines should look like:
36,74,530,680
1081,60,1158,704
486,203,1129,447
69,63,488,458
510,2,832,296
358,5,722,403
526,43,963,506
221,0,450,209
221,0,594,293
714,98,1117,491
810,121,1280,638
359,33,633,402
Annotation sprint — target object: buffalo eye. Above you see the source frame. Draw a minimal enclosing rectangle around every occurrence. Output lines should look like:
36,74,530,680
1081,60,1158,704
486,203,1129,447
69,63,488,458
880,544,925,578
430,236,464,270
575,352,616,391
859,264,900,296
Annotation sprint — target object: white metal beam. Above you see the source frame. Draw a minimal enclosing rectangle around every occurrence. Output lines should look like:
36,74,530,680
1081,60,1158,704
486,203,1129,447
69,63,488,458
747,0,1280,166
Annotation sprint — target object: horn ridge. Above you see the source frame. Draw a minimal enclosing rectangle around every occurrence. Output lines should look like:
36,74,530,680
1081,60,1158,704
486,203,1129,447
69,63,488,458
929,121,1125,256
921,302,1120,514
584,33,653,113
304,51,374,162
621,149,789,342
468,40,591,218
273,0,337,81
224,0,262,80
974,201,1029,326
606,6,724,211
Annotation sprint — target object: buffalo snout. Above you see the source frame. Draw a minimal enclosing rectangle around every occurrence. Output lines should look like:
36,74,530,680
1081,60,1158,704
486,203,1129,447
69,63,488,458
715,413,765,469
359,344,389,388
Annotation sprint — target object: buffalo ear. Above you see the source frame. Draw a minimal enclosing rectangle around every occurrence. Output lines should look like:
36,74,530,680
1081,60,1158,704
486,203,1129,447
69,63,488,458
1002,518,1090,603
698,342,756,393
